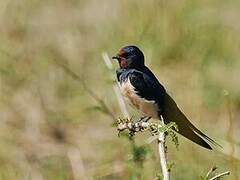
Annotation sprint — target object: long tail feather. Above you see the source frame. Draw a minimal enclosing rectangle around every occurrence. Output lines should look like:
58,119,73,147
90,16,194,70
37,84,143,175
161,93,220,150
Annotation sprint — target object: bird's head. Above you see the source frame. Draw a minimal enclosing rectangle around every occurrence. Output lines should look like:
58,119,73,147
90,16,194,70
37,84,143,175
112,45,145,69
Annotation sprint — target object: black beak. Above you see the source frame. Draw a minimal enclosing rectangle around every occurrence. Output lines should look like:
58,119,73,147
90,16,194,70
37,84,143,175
112,56,121,60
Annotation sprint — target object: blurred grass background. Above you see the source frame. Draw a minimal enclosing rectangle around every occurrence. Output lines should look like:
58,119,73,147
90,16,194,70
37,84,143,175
0,0,240,179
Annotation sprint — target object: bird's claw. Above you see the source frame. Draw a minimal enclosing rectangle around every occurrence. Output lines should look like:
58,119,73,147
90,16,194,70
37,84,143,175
138,116,151,123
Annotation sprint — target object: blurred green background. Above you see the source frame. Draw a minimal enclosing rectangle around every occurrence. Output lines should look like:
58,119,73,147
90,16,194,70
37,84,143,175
0,0,240,179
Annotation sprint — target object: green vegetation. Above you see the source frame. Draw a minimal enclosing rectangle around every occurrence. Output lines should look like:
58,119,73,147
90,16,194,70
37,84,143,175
0,0,239,179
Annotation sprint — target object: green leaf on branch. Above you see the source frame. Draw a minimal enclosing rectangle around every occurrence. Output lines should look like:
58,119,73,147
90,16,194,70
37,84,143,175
154,173,163,180
167,161,175,172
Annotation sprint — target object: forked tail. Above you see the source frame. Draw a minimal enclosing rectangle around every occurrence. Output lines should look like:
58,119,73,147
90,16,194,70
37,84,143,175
161,93,221,150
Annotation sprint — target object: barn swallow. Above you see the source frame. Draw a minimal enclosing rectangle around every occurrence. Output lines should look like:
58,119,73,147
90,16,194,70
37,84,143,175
112,45,220,150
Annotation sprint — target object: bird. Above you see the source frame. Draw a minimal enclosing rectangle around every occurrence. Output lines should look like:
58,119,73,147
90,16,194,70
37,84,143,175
112,45,220,150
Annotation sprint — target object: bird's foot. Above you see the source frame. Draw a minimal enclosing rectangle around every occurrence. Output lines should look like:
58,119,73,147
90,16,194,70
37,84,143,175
138,116,151,123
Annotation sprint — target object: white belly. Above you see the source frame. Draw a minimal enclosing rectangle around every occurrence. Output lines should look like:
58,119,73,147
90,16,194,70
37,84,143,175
119,78,159,119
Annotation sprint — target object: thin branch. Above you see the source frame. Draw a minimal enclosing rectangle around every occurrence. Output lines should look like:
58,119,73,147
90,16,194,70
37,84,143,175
102,52,129,117
52,58,116,120
117,117,170,180
224,91,237,179
206,166,217,179
209,171,230,180
158,116,170,180
204,166,230,180
117,120,150,133
67,147,87,180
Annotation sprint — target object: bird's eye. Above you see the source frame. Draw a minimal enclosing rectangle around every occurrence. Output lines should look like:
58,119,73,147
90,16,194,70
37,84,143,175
121,53,130,59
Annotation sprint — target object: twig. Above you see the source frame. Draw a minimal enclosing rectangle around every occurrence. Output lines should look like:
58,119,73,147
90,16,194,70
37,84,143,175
209,171,230,180
204,166,230,180
224,90,237,179
67,147,87,180
206,166,217,179
52,58,116,120
158,116,170,180
117,120,150,133
102,52,129,117
117,117,171,180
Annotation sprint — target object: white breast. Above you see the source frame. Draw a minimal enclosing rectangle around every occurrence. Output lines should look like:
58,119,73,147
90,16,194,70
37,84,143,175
119,78,159,119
